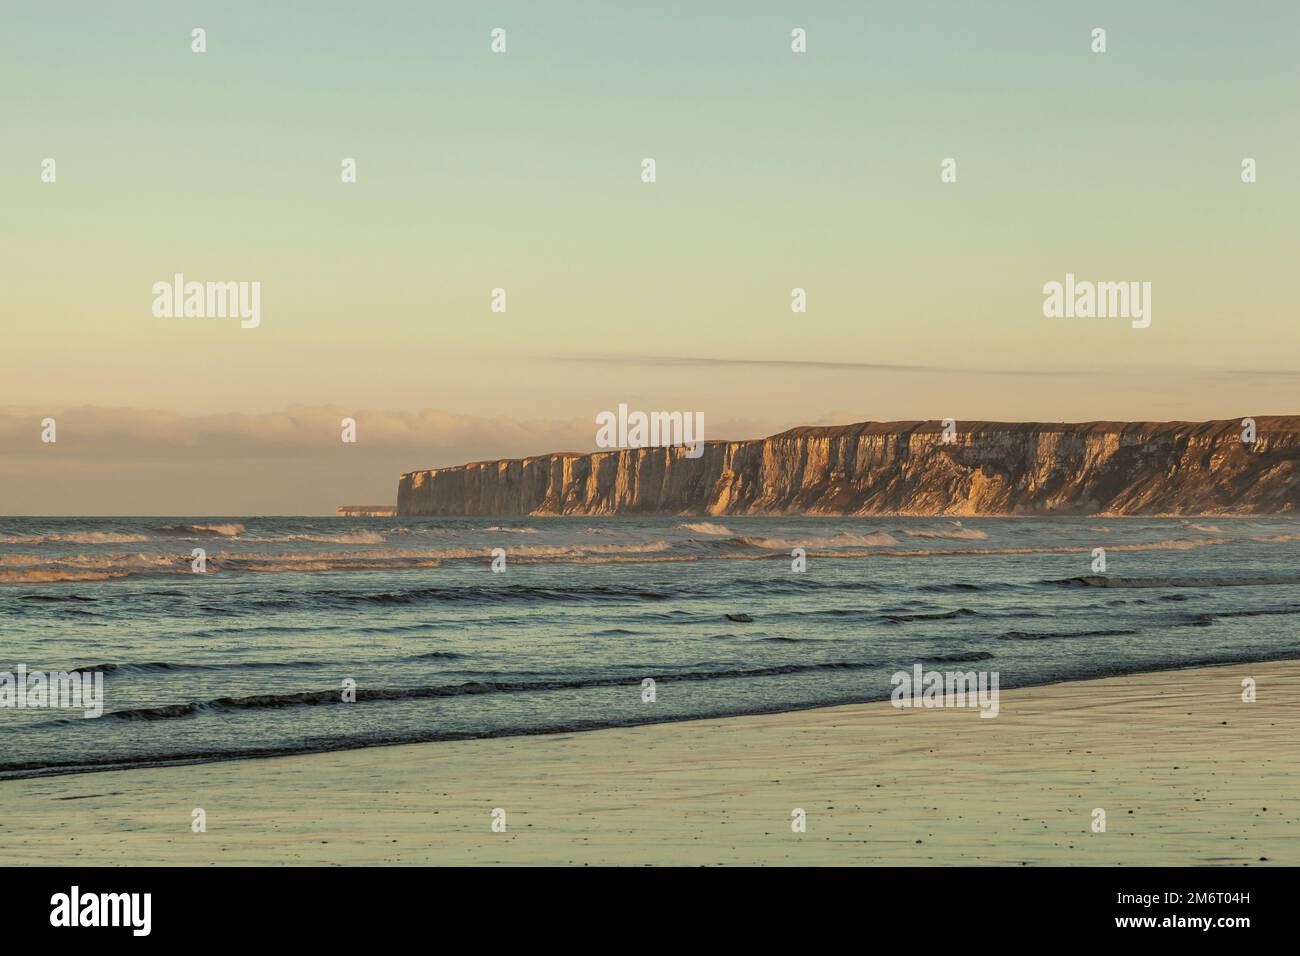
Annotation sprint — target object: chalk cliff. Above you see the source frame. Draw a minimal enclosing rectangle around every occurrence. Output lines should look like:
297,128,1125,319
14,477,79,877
397,418,1300,516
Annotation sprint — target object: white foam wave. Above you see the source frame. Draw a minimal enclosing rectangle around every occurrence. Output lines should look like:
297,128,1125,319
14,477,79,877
0,532,151,545
744,531,900,549
154,522,246,537
274,531,387,544
903,527,990,540
676,522,734,536
0,568,129,583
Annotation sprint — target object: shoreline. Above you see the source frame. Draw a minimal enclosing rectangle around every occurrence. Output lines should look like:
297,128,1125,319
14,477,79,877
7,650,1300,784
2,660,1296,865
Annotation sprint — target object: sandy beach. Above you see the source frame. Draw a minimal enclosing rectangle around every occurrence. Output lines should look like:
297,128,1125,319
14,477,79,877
1,660,1295,866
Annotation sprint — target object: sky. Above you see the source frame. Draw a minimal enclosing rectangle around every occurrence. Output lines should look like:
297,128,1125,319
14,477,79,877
2,1,1297,514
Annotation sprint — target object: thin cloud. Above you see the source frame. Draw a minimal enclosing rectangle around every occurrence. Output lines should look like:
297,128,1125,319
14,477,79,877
554,354,1094,377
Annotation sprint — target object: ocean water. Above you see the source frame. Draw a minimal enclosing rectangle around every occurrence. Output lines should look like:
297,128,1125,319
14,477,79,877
2,515,1299,779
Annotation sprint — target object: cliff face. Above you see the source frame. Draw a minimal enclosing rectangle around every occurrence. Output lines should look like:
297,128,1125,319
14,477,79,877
397,418,1300,516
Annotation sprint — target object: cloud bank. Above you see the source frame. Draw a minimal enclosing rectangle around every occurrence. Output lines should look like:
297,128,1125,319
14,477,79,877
0,405,785,515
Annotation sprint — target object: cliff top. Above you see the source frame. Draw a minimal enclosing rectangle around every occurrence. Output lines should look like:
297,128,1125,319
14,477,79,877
400,416,1300,478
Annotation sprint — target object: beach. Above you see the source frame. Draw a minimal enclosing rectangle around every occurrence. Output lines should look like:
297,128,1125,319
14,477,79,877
2,660,1295,866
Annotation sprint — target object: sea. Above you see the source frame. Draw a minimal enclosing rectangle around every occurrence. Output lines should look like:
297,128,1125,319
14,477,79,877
2,515,1298,779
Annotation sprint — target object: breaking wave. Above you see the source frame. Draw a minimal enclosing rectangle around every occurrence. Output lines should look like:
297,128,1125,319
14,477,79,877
902,526,989,540
0,568,128,584
676,522,734,536
0,531,150,545
270,531,388,544
153,522,246,537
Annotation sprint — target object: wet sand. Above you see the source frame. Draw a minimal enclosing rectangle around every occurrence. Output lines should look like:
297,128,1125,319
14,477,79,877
1,661,1295,865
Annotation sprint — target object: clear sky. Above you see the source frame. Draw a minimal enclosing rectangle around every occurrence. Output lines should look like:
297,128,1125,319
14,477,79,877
2,1,1297,513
